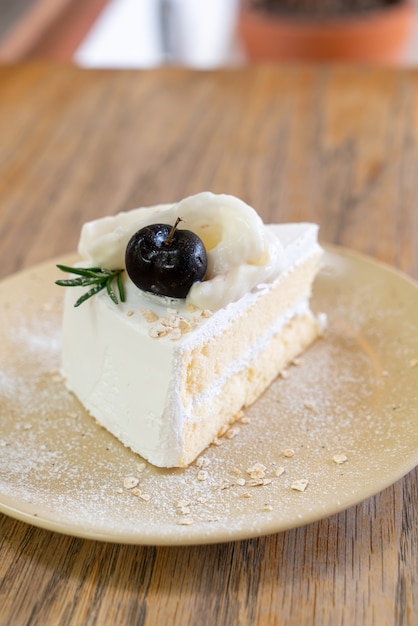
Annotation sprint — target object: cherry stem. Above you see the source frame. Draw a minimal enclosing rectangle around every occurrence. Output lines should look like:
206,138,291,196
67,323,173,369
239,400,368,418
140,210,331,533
165,217,184,245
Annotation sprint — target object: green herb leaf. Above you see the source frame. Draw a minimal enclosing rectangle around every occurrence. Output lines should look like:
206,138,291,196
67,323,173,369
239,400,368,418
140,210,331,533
55,276,103,287
74,283,107,307
105,276,119,305
116,271,126,303
56,264,104,277
55,265,125,307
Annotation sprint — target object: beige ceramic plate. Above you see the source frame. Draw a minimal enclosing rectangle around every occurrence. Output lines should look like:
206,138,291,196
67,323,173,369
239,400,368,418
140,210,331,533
0,247,418,545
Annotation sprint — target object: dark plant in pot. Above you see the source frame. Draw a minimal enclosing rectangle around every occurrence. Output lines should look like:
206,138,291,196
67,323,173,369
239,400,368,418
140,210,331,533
237,0,415,63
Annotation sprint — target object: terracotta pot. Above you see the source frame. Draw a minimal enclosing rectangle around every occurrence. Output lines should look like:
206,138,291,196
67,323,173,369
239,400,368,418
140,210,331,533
238,1,415,63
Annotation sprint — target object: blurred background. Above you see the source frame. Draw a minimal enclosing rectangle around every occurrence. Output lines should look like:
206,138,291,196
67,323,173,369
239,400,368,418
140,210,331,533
1,0,418,67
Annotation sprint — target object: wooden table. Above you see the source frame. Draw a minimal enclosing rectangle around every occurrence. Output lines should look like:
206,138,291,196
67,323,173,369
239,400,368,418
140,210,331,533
0,63,417,625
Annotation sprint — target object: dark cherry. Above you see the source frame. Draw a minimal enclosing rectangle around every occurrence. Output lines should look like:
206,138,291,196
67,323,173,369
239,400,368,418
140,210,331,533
125,218,208,298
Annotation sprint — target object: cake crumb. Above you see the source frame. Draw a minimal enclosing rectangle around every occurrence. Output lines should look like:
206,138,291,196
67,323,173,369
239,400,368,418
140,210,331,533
249,477,272,487
154,312,193,339
161,316,175,328
262,504,273,512
248,478,264,487
410,358,418,368
275,467,285,477
292,357,303,366
140,493,151,502
240,416,251,424
280,370,290,379
225,427,240,439
231,466,242,476
178,318,192,334
291,479,309,492
197,470,208,481
333,453,348,464
123,476,140,489
177,499,191,508
303,400,316,411
247,463,267,478
132,487,141,497
168,328,182,341
136,463,147,473
178,517,194,526
140,308,159,323
126,310,134,317
148,325,169,339
283,448,295,458
236,478,246,486
241,492,251,499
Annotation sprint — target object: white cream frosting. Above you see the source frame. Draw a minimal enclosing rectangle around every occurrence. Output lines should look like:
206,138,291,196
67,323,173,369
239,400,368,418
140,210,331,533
78,192,288,311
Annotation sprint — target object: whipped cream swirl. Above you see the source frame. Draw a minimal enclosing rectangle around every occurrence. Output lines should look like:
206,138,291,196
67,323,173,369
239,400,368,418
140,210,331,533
78,192,287,310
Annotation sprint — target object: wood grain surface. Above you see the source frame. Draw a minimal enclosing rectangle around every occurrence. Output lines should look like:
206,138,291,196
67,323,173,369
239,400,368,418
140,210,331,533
0,63,417,626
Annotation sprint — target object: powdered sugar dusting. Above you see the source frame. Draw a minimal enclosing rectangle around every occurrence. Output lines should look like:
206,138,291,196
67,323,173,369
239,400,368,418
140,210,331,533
0,250,418,545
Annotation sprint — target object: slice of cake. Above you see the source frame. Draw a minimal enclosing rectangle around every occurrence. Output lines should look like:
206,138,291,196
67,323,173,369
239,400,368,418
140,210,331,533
59,192,323,467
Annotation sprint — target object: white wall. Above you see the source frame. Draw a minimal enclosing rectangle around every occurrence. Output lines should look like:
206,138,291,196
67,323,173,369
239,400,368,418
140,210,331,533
75,0,418,69
75,0,241,69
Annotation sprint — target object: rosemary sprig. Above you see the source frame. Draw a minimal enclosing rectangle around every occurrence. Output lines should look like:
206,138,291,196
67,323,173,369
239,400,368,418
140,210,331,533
55,264,125,307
